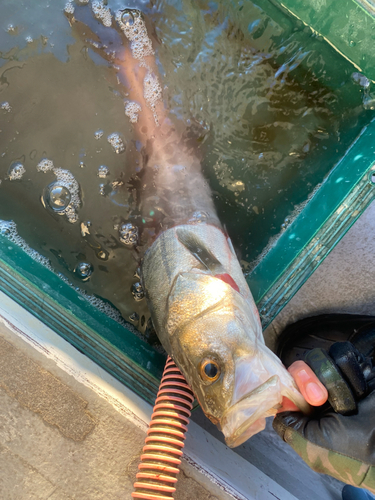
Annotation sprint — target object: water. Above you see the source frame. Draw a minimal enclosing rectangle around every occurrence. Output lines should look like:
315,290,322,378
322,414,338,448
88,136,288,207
0,0,374,340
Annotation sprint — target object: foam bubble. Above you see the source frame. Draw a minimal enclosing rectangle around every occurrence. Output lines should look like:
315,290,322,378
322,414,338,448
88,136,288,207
115,9,154,59
92,1,112,28
132,282,145,301
64,2,75,14
129,312,139,323
0,220,53,271
8,162,26,181
143,71,163,112
107,133,125,154
26,36,33,44
37,158,54,172
97,165,109,178
1,102,12,113
94,129,104,140
119,223,138,246
37,159,81,223
115,8,163,124
124,100,142,123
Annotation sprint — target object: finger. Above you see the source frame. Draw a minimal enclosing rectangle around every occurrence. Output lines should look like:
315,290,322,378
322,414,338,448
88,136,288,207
277,396,299,413
288,360,328,406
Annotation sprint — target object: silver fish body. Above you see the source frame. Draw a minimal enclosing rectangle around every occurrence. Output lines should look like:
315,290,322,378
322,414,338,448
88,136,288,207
142,222,309,447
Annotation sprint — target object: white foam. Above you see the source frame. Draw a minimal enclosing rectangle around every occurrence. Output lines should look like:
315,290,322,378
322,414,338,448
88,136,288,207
92,1,112,28
107,133,125,154
37,158,54,172
124,101,142,123
115,9,154,58
64,2,75,15
0,220,53,271
115,9,162,124
143,71,163,112
8,163,26,181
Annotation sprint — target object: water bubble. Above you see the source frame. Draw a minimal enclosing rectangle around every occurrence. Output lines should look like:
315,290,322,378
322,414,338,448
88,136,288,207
26,36,33,44
129,312,139,323
75,261,93,280
189,211,208,224
46,183,71,211
94,129,104,140
1,101,12,113
99,183,106,196
132,282,144,301
281,217,291,231
121,9,135,26
98,165,109,178
37,161,80,222
107,133,125,154
119,222,138,245
8,162,26,181
79,161,86,168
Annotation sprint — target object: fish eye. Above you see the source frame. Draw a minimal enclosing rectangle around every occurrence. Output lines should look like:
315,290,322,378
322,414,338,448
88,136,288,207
200,359,220,383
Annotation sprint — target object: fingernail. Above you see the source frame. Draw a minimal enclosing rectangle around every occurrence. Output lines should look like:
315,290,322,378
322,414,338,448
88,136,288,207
305,382,325,403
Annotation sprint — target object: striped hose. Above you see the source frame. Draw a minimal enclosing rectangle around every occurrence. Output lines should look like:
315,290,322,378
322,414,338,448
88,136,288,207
132,356,194,499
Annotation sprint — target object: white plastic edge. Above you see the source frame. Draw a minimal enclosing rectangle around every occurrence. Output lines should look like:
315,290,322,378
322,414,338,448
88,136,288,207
0,290,298,500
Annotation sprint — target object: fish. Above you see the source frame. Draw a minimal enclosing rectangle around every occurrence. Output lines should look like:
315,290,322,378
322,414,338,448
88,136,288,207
141,223,310,446
71,5,310,447
117,9,309,447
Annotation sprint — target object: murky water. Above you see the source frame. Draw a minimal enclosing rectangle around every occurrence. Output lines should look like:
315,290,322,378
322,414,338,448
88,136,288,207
1,0,374,339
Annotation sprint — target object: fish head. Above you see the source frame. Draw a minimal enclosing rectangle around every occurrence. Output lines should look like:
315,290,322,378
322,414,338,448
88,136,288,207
166,271,309,447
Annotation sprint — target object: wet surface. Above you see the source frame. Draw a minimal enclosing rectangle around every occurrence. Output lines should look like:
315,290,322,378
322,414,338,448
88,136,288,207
0,0,374,338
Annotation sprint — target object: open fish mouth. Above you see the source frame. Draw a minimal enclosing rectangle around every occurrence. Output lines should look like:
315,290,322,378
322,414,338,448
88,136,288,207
221,375,283,448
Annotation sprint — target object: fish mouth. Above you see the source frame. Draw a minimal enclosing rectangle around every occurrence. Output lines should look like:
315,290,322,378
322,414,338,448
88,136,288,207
221,375,282,448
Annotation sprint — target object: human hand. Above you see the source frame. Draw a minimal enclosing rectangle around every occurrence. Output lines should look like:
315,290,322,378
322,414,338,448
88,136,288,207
278,360,328,411
274,343,375,493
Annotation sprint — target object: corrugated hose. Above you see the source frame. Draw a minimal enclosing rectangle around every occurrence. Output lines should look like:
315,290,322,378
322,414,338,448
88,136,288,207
132,356,194,499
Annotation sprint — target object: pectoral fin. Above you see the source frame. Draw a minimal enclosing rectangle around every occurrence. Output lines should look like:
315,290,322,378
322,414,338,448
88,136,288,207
176,227,222,272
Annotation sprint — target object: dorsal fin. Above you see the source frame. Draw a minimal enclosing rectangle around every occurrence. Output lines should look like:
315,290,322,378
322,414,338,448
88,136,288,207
176,227,222,273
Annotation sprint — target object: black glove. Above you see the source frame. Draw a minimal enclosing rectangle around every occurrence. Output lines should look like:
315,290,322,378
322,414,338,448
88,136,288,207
273,342,375,493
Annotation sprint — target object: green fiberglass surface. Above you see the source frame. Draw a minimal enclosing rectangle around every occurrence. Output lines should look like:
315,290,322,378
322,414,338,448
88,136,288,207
0,0,375,403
